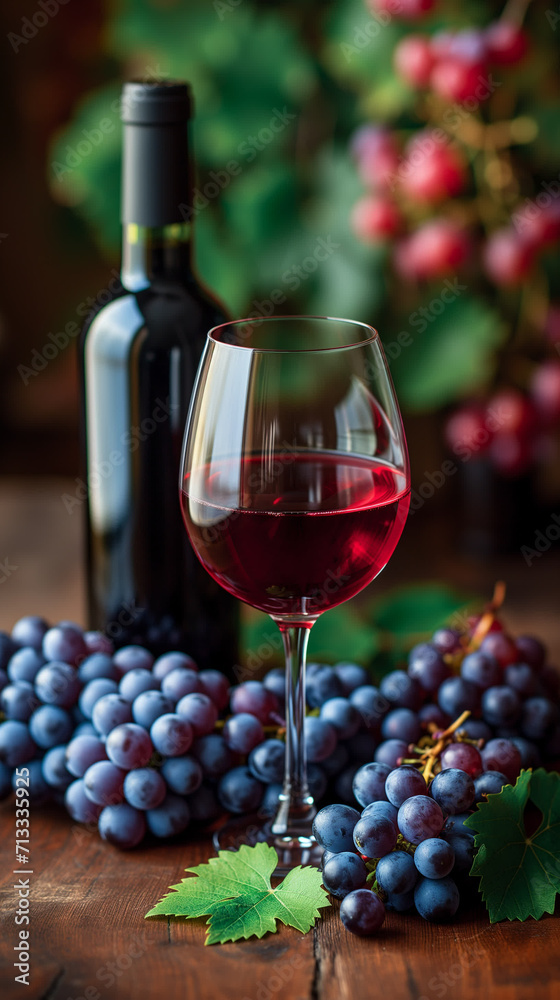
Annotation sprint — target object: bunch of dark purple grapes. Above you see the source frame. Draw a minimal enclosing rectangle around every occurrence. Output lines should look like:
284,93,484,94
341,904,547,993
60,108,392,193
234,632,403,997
310,618,560,935
0,617,246,847
0,616,380,848
1,611,558,862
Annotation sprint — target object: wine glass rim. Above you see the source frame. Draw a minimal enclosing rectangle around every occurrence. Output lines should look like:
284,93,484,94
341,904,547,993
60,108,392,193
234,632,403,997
208,315,379,353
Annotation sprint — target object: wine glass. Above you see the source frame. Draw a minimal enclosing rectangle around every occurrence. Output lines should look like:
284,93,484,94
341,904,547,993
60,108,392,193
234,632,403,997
179,316,410,872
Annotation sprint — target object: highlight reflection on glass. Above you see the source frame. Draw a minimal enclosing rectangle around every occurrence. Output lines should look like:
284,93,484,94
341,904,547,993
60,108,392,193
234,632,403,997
179,316,410,872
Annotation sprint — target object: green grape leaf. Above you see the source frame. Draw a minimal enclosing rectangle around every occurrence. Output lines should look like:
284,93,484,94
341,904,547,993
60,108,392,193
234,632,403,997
370,584,469,641
306,150,386,320
309,605,379,664
49,83,123,252
241,603,378,675
465,769,560,923
145,843,330,944
391,295,506,411
322,0,409,117
531,105,560,170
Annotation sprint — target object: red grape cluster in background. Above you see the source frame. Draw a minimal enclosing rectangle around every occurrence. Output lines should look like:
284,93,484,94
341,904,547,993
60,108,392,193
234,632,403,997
351,0,560,486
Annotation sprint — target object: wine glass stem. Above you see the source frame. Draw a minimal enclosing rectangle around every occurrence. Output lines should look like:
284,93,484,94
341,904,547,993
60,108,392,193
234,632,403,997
271,623,316,838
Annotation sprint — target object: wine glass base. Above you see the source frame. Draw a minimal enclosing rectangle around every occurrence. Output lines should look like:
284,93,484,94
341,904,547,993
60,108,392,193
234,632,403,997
212,814,324,875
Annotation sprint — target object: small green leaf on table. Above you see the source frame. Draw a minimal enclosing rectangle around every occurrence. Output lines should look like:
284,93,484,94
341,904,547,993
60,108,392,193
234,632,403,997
145,842,330,945
465,769,560,923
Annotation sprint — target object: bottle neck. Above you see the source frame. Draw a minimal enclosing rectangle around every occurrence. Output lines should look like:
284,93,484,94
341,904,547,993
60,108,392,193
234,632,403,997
120,109,194,291
121,223,193,291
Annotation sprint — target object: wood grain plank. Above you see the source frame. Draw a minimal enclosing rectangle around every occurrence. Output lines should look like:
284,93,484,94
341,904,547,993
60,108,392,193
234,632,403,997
1,802,560,1000
315,896,560,1000
0,809,315,1000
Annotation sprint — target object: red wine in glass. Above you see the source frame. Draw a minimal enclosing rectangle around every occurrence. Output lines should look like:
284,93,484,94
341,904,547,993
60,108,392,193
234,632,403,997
181,453,410,617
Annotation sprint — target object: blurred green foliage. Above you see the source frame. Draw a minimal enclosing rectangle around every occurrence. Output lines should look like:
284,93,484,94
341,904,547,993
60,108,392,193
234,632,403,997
323,0,410,118
50,0,560,415
370,582,468,642
394,296,505,411
52,0,383,318
242,581,470,677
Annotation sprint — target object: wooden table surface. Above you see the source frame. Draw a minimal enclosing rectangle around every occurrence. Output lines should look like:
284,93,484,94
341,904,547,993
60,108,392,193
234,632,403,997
0,806,558,1000
0,478,559,1000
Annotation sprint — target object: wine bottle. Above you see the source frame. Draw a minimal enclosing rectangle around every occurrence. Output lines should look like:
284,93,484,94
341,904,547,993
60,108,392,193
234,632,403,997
79,80,239,669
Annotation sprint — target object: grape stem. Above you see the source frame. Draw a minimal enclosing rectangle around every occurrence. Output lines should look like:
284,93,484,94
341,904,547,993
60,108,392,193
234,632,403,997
439,710,473,740
414,710,473,783
467,581,506,652
500,0,532,28
422,745,444,784
395,834,416,856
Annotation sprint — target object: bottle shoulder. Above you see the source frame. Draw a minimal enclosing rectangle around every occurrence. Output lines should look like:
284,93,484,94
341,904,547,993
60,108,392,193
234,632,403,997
81,293,145,362
80,279,227,359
